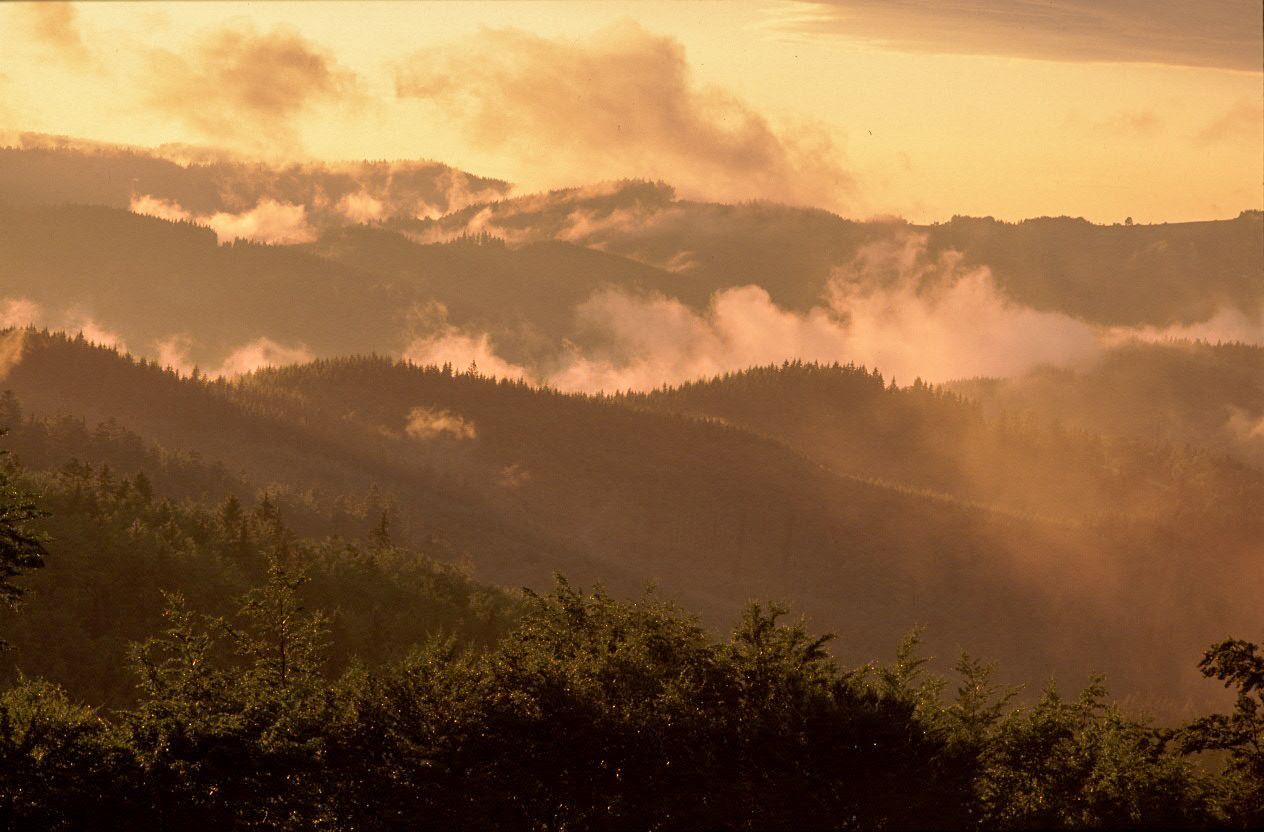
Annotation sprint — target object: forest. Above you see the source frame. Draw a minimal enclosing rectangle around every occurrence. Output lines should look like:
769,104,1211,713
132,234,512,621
0,132,1260,829
0,448,1262,829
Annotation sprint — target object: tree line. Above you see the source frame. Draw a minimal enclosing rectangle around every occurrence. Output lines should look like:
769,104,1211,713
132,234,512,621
0,442,1260,830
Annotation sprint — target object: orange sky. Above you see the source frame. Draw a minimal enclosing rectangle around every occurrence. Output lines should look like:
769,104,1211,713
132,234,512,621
1,1,1260,223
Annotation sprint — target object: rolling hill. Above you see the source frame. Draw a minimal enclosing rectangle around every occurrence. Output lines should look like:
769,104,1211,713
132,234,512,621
2,331,1258,708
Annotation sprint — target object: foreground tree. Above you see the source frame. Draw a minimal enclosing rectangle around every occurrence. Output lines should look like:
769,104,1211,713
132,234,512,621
0,435,46,614
1183,639,1264,826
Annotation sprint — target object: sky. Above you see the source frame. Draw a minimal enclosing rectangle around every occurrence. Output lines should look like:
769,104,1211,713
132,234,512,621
0,0,1260,223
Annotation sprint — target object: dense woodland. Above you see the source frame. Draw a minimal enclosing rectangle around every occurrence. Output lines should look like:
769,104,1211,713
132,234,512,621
1,452,1262,828
0,139,1261,828
3,332,1261,710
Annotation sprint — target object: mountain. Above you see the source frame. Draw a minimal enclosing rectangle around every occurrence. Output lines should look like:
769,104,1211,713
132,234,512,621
410,182,1264,327
3,331,1258,708
951,339,1264,468
0,202,700,370
0,133,510,222
627,358,1264,522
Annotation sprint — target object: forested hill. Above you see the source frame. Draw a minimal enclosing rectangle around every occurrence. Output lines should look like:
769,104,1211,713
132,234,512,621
627,355,1264,522
2,330,1260,707
0,202,697,370
950,339,1264,468
0,138,510,221
411,182,1263,326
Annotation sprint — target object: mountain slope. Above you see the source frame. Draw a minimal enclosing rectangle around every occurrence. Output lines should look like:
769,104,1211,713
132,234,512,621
2,331,1258,706
413,182,1264,326
627,358,1264,522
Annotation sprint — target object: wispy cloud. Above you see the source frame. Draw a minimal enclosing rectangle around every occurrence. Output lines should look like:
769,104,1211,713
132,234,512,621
1196,100,1264,146
143,24,361,152
18,1,94,69
396,22,853,209
777,1,1263,72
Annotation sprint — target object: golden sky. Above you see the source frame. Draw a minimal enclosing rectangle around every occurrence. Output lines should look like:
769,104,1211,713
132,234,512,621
1,0,1260,223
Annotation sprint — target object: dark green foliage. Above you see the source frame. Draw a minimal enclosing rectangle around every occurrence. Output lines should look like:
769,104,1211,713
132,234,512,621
0,433,46,613
125,566,336,830
0,470,1251,830
0,679,141,830
4,334,1259,707
0,460,517,707
2,571,1250,830
1183,639,1264,825
972,681,1211,829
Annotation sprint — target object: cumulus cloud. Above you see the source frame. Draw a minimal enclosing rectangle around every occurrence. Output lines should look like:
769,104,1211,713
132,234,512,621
405,406,477,441
144,24,360,151
778,0,1263,72
130,194,317,244
19,2,94,69
395,22,852,209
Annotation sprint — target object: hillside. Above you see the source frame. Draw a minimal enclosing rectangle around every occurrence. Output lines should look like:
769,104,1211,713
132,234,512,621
628,358,1264,522
411,182,1264,327
0,136,510,222
951,340,1264,468
0,203,703,371
2,331,1259,706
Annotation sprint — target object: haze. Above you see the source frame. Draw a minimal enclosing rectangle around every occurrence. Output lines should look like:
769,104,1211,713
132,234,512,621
1,2,1263,828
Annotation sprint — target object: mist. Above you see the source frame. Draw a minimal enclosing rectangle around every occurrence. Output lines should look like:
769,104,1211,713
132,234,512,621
0,6,1261,823
131,194,317,245
402,235,1106,392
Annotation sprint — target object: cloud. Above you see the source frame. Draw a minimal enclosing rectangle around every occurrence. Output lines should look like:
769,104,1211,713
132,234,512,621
405,406,477,441
0,330,26,382
400,234,1101,392
1226,407,1264,443
205,199,317,245
1102,109,1164,137
544,235,1099,391
0,297,126,352
0,298,41,329
217,338,313,376
337,190,386,224
129,194,192,224
1196,100,1264,146
395,22,853,209
1103,307,1264,345
403,328,529,380
67,313,127,351
19,2,94,69
130,194,317,244
156,335,315,378
143,24,360,151
778,1,1263,72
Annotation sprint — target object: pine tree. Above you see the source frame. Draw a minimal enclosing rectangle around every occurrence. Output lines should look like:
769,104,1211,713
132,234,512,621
0,435,46,613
